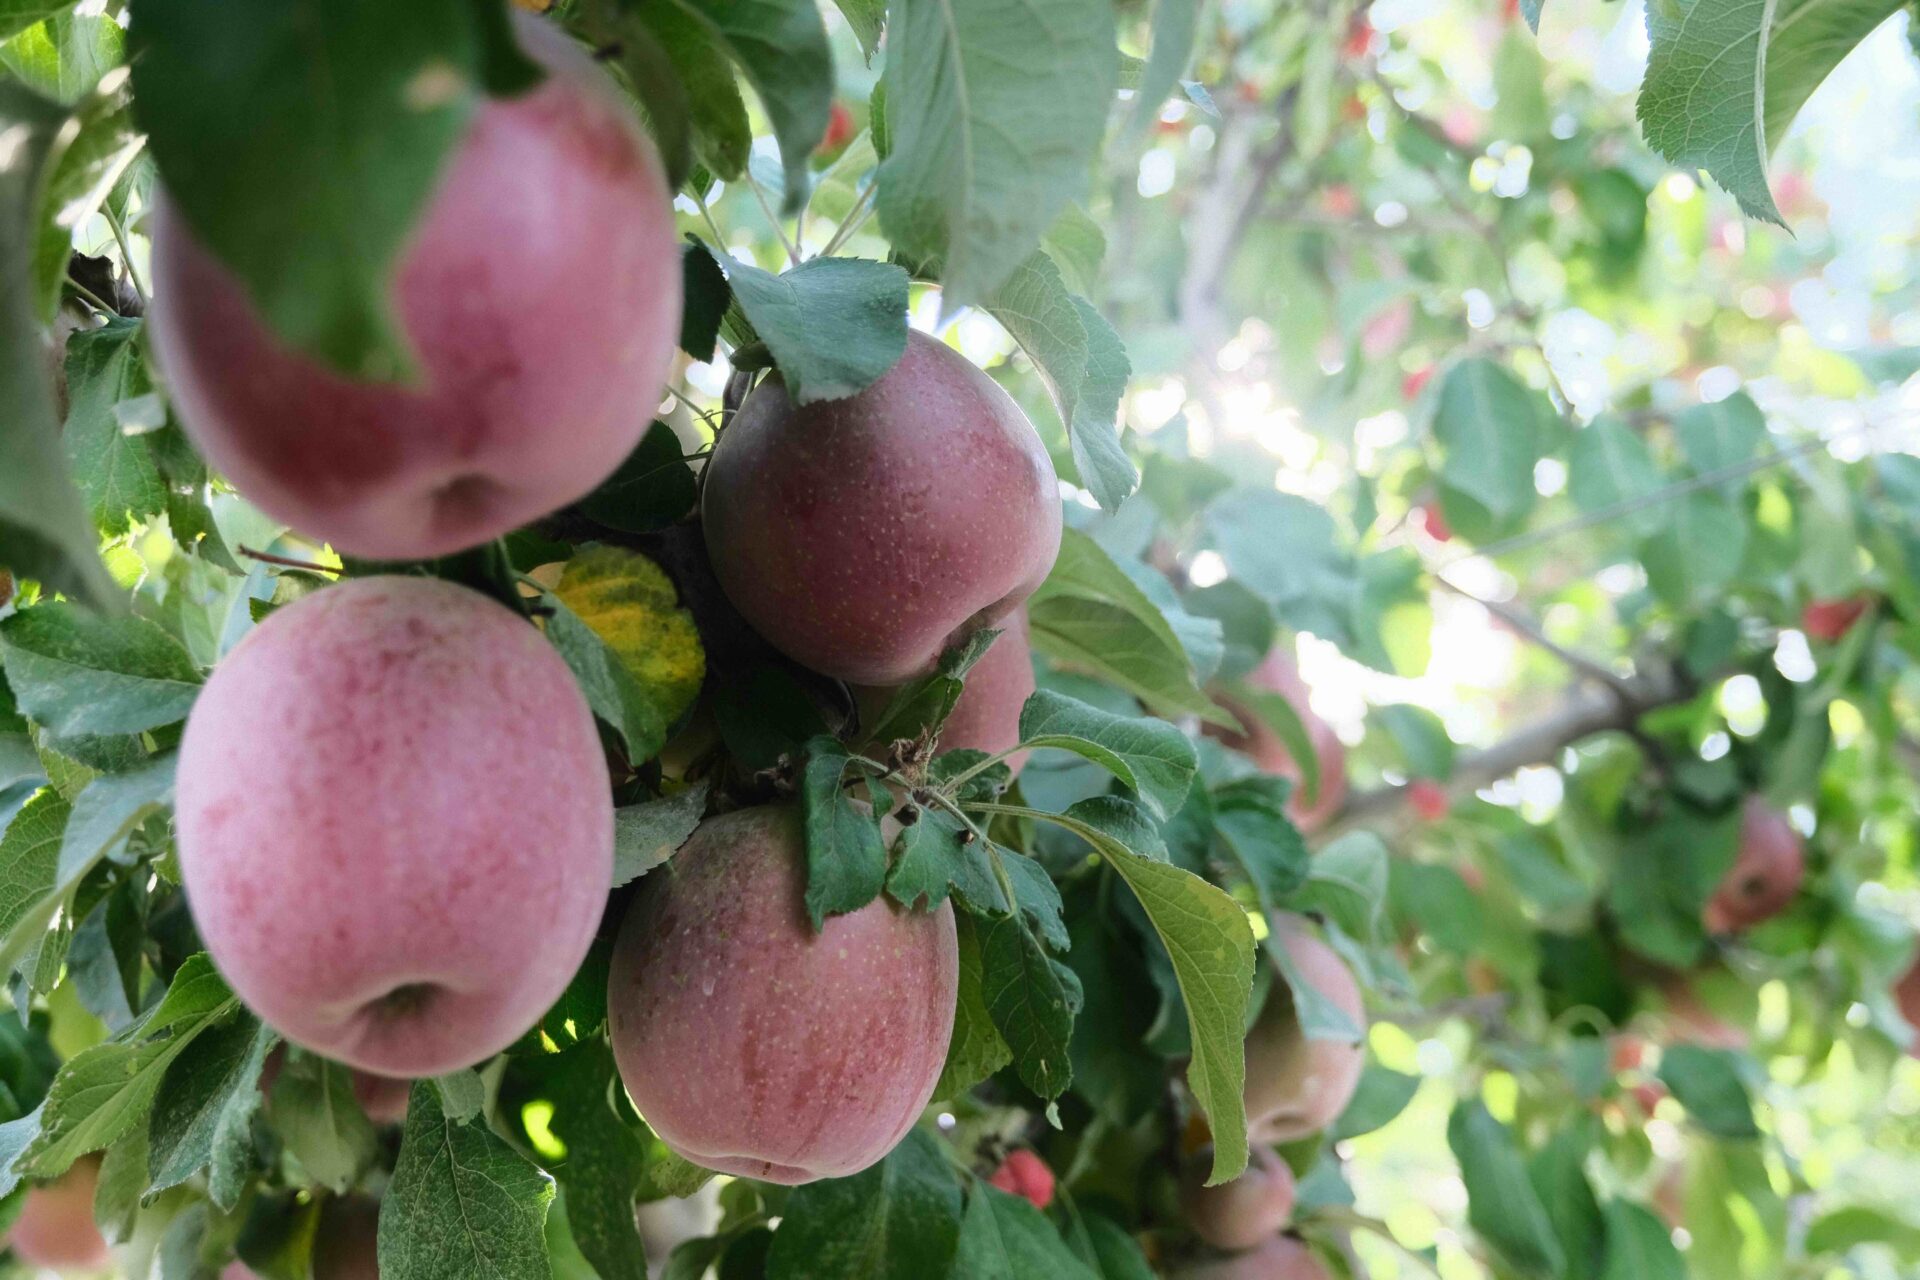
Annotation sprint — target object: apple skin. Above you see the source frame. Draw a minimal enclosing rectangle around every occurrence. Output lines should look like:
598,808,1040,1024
1208,649,1348,832
1702,797,1805,933
4,1157,109,1270
176,576,612,1078
702,330,1062,685
988,1149,1055,1208
854,607,1036,774
608,806,958,1184
1172,1234,1331,1279
313,1197,381,1280
1244,914,1367,1143
1897,959,1920,1056
1801,596,1869,642
147,13,680,561
1182,1146,1298,1252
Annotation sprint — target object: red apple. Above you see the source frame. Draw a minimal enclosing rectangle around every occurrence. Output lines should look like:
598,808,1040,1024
1701,797,1805,934
4,1157,109,1270
988,1149,1056,1209
1801,596,1869,642
1207,649,1348,832
1407,779,1450,821
148,13,680,560
818,100,856,154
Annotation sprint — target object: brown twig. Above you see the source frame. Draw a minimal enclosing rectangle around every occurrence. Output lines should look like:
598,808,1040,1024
237,546,342,576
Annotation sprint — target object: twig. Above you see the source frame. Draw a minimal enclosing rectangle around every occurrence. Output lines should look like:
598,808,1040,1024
1431,573,1638,703
237,546,342,576
1323,664,1699,839
64,275,117,316
1440,431,1859,568
743,170,802,268
103,209,146,308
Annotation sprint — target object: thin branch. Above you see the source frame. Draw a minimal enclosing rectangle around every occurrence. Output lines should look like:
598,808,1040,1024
1323,662,1700,839
104,208,146,308
1440,431,1856,568
64,275,117,316
1432,572,1638,703
743,170,802,268
237,546,342,576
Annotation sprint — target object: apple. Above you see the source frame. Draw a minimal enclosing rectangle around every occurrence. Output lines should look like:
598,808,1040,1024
817,100,856,153
1701,797,1805,934
1172,1234,1331,1279
1897,959,1920,1057
1208,649,1348,832
988,1149,1056,1208
608,806,958,1184
4,1157,109,1271
1801,596,1869,642
1244,914,1367,1143
1406,779,1450,821
147,13,680,560
1417,499,1450,541
1181,1145,1297,1252
176,576,613,1077
702,330,1062,685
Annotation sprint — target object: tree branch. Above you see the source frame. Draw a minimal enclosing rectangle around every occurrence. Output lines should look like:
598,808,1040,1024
1432,572,1639,703
1322,662,1698,839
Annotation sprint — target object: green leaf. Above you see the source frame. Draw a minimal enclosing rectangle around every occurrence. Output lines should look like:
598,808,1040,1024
0,11,122,104
29,88,143,320
432,1069,485,1124
832,0,885,60
643,0,831,212
1764,0,1904,172
1529,1126,1606,1280
544,1043,650,1280
798,737,888,927
764,1129,963,1278
579,420,700,535
1206,489,1356,645
1641,492,1748,607
952,1182,1099,1280
0,1106,42,1199
1657,1044,1759,1138
980,910,1082,1099
0,789,68,960
1211,777,1311,914
1639,0,1786,222
268,1057,378,1194
863,627,1001,749
126,0,530,377
1291,831,1391,948
719,253,910,404
573,0,694,189
986,253,1136,511
145,1016,275,1210
1447,1100,1566,1277
380,1083,555,1280
1332,1064,1421,1141
0,605,200,736
1014,689,1195,820
877,0,1118,308
0,84,116,607
61,319,167,537
1033,800,1255,1184
1600,1199,1686,1280
1126,0,1200,137
612,782,709,887
0,754,173,978
1675,392,1766,474
886,807,1003,914
935,914,1013,1100
1433,359,1546,529
0,2,78,43
1568,417,1665,537
22,954,238,1178
1063,1209,1155,1280
1028,529,1225,724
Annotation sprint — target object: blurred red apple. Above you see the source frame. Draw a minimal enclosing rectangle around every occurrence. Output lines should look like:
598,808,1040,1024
988,1149,1055,1209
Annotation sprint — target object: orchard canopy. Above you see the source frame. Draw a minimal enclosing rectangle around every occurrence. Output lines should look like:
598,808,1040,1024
1,0,1920,1277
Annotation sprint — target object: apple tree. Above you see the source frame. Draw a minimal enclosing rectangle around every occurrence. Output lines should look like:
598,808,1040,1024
0,0,1918,1277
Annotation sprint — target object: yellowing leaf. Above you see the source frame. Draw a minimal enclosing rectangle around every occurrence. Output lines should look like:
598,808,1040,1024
545,547,704,762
